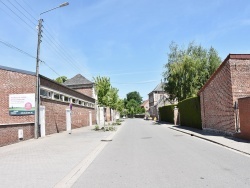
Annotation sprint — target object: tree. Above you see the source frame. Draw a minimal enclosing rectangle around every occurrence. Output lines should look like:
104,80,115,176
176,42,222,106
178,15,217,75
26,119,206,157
126,99,139,116
104,87,119,109
94,76,111,106
163,42,221,101
55,76,67,84
126,91,143,104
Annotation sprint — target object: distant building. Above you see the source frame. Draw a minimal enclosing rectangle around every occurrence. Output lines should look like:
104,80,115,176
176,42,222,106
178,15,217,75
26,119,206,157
148,83,172,118
64,74,96,99
141,100,149,112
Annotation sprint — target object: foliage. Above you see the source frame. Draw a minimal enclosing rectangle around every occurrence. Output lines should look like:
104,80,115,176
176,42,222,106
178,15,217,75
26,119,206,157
94,125,99,131
126,99,138,116
55,76,67,84
94,76,125,113
159,104,176,123
94,76,111,106
178,96,202,129
104,87,119,109
163,41,221,101
124,91,144,116
126,91,143,104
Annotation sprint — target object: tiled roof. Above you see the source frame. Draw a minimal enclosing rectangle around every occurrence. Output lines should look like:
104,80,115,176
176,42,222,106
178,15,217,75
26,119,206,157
64,74,93,86
153,83,165,92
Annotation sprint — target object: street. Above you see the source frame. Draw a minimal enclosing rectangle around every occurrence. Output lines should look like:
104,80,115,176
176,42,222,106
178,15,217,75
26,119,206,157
73,119,250,188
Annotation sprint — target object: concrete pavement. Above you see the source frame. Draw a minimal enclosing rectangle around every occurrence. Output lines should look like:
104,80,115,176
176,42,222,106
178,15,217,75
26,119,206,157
1,119,250,187
157,121,250,156
0,123,124,188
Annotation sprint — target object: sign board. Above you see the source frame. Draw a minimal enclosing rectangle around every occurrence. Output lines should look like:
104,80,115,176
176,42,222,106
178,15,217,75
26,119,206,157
9,94,35,115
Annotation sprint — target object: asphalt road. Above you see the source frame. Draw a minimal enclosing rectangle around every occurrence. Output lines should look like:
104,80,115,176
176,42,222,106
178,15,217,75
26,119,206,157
73,118,250,188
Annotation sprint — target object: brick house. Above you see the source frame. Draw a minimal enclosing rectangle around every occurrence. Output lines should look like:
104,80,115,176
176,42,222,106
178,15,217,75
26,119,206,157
141,100,149,112
0,65,96,147
64,74,114,124
63,74,95,98
198,54,250,136
148,83,172,118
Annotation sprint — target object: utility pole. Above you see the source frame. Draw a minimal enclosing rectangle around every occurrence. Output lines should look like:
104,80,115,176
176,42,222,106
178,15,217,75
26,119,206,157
34,19,43,139
34,2,69,139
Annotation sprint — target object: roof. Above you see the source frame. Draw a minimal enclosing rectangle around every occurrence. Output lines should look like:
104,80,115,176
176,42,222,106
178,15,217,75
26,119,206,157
153,83,165,92
198,54,250,95
141,100,149,107
0,65,35,76
63,74,93,86
148,83,165,95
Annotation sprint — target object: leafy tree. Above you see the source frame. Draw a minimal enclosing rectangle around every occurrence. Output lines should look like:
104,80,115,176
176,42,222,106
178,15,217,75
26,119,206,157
115,99,125,113
104,87,119,109
126,99,139,116
163,42,221,101
94,76,111,106
126,91,143,104
55,76,67,84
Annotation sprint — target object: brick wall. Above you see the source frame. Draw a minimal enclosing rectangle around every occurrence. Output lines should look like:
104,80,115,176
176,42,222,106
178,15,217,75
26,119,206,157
0,123,34,147
41,98,96,135
0,69,35,124
199,59,235,133
237,97,250,140
230,59,250,101
40,77,96,135
40,77,95,103
0,70,96,146
75,88,93,98
199,55,250,135
0,69,35,146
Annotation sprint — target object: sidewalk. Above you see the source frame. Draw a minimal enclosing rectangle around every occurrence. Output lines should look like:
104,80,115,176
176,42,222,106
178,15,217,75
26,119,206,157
159,122,250,156
0,123,123,188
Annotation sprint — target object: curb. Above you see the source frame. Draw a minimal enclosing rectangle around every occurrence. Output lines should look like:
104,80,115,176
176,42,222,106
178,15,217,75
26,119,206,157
169,127,250,156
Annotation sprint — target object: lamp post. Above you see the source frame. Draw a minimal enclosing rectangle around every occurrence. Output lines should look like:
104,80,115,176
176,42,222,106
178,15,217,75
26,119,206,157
34,2,69,139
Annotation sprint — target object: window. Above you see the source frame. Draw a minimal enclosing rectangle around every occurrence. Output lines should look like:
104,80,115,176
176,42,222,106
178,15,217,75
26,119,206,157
54,93,60,100
64,96,69,102
40,89,47,97
72,98,76,103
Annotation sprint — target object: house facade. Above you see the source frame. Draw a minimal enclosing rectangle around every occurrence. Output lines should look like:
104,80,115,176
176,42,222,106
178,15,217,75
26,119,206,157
0,65,96,147
148,83,171,118
141,100,149,112
198,54,250,136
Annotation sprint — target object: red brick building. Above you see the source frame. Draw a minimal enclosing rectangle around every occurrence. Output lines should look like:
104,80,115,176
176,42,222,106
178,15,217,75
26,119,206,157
198,54,250,136
0,65,96,147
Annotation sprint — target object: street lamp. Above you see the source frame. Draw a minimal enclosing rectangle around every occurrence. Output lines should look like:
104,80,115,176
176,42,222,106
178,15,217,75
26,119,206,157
34,2,69,139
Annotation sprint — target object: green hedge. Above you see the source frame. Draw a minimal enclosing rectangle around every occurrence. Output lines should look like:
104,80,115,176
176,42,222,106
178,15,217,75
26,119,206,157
178,96,202,129
159,104,176,123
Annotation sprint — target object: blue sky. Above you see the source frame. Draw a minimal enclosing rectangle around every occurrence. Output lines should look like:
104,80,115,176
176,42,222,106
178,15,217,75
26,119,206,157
1,0,250,100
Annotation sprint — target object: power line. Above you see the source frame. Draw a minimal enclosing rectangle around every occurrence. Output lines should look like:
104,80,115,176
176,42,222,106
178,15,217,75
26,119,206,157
0,39,36,59
1,0,91,79
7,0,37,26
0,38,62,78
0,1,36,32
41,61,61,77
14,0,37,22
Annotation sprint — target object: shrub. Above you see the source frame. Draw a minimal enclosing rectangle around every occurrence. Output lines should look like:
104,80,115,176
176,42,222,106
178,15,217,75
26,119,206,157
178,96,202,129
94,125,99,131
159,104,176,123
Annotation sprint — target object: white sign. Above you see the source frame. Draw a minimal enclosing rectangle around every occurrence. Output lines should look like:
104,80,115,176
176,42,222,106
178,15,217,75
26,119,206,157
9,93,35,115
